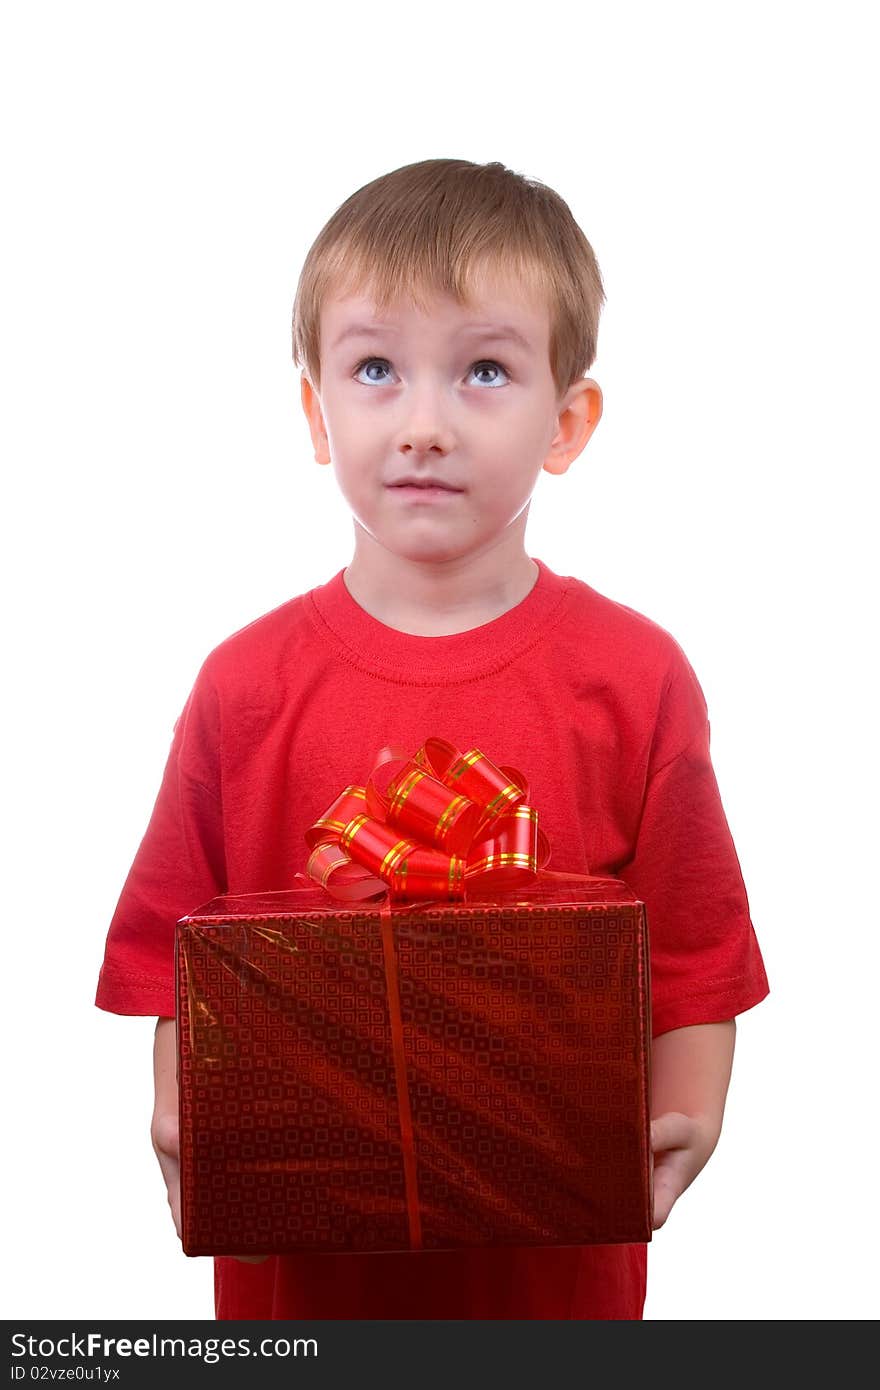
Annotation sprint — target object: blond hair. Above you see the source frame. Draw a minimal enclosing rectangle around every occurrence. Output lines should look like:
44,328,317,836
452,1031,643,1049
292,159,604,396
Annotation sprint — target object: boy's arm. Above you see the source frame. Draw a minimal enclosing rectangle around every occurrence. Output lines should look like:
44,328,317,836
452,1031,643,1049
151,1018,267,1263
650,1019,736,1229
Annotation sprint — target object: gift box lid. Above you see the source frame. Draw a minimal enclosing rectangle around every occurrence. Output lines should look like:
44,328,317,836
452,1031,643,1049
180,874,642,924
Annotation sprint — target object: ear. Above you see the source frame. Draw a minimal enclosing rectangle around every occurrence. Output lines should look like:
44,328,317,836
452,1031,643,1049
300,373,331,466
542,378,603,476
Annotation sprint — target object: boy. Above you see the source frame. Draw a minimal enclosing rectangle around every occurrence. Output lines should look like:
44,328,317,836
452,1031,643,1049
96,158,768,1320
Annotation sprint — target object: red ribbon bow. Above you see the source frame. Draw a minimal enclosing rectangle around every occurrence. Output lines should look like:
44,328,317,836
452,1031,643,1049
305,738,551,902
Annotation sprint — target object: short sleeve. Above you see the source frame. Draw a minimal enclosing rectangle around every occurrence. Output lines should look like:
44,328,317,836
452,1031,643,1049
620,646,769,1036
94,667,227,1016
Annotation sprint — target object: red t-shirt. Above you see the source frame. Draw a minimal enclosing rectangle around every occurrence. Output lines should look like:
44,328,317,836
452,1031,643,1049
96,559,768,1319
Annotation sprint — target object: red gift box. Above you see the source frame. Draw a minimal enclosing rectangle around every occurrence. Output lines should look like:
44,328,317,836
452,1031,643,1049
176,876,653,1256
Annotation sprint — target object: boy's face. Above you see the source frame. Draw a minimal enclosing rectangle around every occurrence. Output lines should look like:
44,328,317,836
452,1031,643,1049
301,268,600,568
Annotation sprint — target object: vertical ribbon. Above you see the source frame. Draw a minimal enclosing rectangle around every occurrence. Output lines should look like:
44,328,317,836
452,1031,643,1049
378,895,422,1251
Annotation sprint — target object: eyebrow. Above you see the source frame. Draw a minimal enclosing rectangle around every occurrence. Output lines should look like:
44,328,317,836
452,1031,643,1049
460,323,535,353
330,322,535,353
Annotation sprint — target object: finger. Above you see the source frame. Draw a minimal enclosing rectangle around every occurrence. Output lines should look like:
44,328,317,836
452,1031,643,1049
152,1136,179,1192
652,1172,679,1230
168,1177,182,1239
151,1113,180,1159
151,1152,182,1240
651,1149,690,1229
650,1111,694,1153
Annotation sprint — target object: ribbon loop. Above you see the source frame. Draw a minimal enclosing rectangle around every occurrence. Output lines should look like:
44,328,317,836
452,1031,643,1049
305,739,551,903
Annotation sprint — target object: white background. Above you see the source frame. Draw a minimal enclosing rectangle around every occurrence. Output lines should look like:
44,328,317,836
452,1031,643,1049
2,0,877,1322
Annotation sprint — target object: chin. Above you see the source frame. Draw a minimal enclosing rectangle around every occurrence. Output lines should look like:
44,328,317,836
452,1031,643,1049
398,544,463,565
382,535,469,566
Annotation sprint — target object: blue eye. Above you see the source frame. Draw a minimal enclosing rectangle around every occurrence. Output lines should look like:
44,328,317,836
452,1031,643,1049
469,360,509,388
354,358,395,385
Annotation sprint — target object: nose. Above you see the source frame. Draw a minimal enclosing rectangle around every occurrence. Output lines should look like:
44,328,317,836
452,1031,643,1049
394,380,456,457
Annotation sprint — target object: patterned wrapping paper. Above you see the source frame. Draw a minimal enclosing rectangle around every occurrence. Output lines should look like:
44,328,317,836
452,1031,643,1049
176,876,653,1257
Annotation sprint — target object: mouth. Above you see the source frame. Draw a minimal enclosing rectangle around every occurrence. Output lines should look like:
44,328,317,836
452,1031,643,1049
387,478,464,494
387,482,464,503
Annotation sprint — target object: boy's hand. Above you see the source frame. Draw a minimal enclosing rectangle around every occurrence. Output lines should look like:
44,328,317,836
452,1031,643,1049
650,1111,716,1229
151,1107,183,1237
649,1019,737,1230
152,1018,268,1264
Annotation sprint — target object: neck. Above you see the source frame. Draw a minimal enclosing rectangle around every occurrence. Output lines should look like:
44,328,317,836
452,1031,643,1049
343,529,539,637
